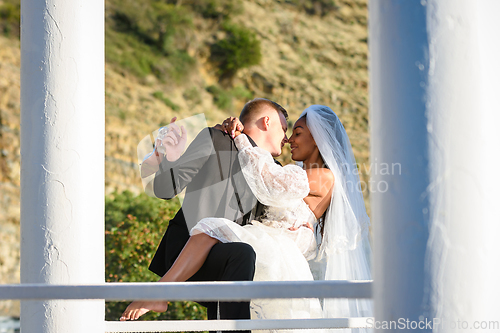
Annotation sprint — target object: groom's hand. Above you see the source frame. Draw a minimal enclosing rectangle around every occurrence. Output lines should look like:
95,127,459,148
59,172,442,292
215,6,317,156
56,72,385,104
161,118,188,162
140,117,186,176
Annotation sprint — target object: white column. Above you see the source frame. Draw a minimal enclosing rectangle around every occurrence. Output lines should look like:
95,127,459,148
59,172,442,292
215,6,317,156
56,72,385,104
370,0,500,331
20,0,105,332
369,0,430,327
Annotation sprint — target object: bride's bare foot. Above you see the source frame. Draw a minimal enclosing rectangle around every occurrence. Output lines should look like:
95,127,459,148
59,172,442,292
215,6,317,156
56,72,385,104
119,300,169,321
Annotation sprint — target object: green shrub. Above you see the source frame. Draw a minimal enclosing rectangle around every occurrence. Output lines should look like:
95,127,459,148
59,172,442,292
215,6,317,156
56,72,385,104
165,50,197,83
210,22,261,81
188,0,243,19
183,87,202,106
206,84,254,110
105,28,161,78
106,0,195,81
286,0,338,16
148,3,193,55
206,85,233,110
231,85,253,100
105,191,206,321
109,1,193,55
0,0,20,37
152,91,180,111
105,191,162,228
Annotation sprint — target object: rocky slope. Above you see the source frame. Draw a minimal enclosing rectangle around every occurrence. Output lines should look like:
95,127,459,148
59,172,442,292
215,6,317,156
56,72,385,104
0,35,21,315
0,0,369,316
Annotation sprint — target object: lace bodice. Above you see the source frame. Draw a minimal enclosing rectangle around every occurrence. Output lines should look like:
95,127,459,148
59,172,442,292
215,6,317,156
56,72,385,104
234,134,316,229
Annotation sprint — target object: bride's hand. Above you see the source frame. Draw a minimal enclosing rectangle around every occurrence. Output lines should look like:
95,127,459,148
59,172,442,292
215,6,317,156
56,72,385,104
221,117,244,138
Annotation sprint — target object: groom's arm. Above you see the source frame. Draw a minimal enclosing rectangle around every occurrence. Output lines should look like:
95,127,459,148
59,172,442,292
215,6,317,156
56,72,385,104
140,151,164,178
152,127,215,200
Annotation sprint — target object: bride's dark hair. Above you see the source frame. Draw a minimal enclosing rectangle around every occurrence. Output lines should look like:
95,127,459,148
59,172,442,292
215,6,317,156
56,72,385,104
299,114,328,169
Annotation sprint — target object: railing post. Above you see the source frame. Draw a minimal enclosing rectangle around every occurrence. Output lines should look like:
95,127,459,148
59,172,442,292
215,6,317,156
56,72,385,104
370,0,500,331
20,0,105,332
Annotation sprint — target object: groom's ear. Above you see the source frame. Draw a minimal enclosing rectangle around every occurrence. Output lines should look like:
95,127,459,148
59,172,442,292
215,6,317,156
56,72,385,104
254,115,270,132
262,116,270,130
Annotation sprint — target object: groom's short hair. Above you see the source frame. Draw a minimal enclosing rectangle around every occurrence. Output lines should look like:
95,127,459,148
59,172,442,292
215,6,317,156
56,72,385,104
240,98,288,125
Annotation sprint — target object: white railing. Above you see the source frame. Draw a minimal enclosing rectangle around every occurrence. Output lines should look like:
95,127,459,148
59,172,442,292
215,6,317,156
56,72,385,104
0,280,373,332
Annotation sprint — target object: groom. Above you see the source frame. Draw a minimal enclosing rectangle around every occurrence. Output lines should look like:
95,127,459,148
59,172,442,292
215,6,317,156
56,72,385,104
138,98,289,328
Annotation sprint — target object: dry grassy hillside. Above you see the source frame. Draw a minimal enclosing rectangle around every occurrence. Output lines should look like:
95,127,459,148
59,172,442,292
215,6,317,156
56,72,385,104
0,35,21,316
0,0,369,316
104,0,370,191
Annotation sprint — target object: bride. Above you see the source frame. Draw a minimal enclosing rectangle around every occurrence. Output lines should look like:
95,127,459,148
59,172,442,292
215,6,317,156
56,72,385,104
121,105,372,329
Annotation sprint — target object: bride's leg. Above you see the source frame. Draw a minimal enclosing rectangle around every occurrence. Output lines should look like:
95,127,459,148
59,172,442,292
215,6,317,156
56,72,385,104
120,233,219,321
160,233,221,282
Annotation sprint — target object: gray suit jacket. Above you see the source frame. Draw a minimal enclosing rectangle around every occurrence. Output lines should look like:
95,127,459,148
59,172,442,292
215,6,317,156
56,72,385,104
149,127,267,276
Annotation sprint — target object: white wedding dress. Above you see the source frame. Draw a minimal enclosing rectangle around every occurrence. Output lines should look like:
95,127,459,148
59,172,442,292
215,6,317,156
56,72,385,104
191,105,373,332
190,134,324,321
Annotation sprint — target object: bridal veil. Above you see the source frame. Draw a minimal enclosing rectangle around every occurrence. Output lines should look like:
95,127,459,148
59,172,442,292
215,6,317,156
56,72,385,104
300,105,373,329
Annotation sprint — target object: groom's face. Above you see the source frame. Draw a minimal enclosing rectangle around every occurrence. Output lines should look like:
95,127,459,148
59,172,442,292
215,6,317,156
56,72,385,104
267,111,288,157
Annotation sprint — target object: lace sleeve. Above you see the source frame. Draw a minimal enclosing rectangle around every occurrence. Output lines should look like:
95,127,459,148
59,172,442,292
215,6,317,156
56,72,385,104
234,134,309,208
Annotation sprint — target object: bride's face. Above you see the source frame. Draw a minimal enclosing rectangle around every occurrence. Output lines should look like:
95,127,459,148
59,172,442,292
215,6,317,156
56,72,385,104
288,117,318,162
